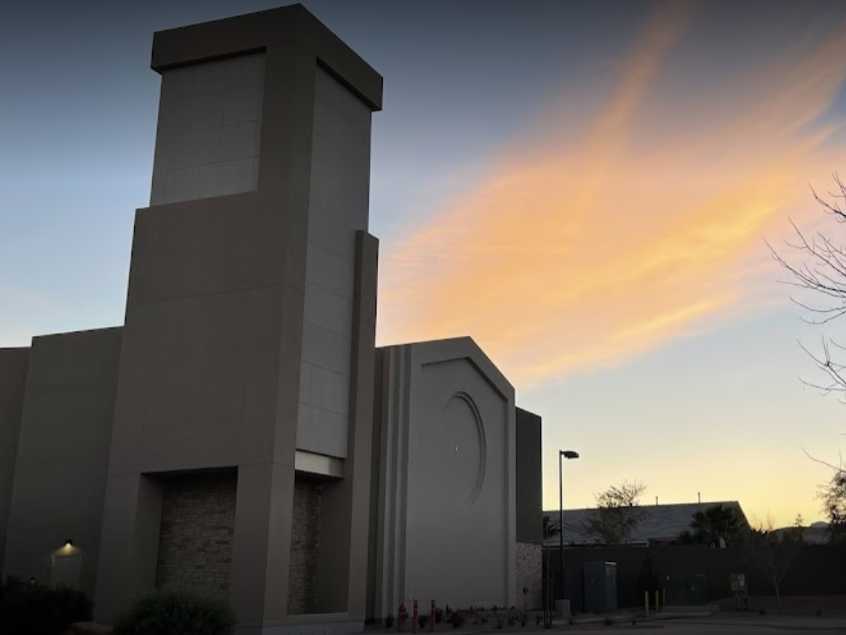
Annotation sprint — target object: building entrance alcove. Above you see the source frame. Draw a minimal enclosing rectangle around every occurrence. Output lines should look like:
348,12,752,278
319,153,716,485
287,462,351,617
288,473,324,614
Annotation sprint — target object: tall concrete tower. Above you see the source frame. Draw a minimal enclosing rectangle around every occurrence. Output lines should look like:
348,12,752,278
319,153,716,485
94,6,381,633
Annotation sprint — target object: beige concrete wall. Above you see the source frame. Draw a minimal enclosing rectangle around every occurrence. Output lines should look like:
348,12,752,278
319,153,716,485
95,7,382,633
370,338,517,618
150,54,265,206
516,408,542,545
0,347,29,577
297,66,373,460
4,328,121,596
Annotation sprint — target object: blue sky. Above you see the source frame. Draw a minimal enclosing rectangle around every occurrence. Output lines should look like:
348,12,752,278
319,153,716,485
2,0,846,525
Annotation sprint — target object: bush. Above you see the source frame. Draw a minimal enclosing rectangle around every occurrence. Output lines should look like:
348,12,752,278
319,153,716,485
449,611,465,629
0,577,93,635
113,591,235,635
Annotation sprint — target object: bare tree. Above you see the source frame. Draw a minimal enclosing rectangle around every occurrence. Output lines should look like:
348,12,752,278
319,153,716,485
770,175,846,395
771,174,846,535
582,481,647,544
748,518,801,609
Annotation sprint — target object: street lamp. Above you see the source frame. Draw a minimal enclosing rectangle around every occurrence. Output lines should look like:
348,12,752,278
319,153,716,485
558,449,579,615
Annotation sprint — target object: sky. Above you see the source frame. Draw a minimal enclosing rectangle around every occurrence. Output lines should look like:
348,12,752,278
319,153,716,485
2,0,846,527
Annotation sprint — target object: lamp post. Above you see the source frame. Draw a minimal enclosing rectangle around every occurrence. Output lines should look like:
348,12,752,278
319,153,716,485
558,450,579,614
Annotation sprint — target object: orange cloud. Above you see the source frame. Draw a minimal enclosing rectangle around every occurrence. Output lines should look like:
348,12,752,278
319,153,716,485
377,6,846,386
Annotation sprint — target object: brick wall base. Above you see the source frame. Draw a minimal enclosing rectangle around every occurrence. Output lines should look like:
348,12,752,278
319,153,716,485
288,475,323,614
155,469,237,598
516,542,542,610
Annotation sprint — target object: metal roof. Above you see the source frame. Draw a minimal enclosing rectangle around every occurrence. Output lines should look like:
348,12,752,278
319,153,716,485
542,501,748,546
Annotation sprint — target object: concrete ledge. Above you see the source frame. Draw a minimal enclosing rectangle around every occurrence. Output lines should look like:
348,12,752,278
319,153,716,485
151,4,382,110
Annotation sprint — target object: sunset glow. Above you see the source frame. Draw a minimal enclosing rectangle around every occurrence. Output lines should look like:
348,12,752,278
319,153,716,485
3,0,846,531
378,5,846,388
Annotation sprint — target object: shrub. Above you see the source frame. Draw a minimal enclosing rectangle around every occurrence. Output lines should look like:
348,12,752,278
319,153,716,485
449,611,465,629
0,577,93,635
113,590,235,635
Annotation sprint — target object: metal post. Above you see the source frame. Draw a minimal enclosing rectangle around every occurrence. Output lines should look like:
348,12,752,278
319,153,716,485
558,451,564,607
544,548,551,628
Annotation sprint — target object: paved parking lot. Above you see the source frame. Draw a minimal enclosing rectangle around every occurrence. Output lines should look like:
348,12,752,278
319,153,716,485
555,614,846,633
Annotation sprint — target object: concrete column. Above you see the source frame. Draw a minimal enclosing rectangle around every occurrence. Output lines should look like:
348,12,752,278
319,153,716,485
95,6,382,632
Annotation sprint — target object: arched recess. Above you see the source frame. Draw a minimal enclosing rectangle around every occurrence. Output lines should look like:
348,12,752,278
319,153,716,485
447,391,487,505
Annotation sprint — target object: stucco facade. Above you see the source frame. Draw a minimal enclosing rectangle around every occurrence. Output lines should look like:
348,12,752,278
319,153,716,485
0,5,543,634
3,328,121,597
0,347,29,576
515,408,543,609
369,338,518,618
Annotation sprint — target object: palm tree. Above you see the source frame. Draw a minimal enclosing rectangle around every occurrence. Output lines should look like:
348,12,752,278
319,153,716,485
684,505,746,547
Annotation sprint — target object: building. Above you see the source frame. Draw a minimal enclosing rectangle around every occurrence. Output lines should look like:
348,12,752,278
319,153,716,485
544,501,749,547
0,5,543,634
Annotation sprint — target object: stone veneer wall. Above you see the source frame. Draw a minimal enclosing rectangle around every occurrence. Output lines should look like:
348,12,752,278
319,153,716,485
516,542,542,610
288,476,323,614
155,470,237,597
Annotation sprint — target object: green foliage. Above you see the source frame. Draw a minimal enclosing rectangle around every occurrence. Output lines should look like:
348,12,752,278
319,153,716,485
679,504,748,547
0,577,92,635
448,611,465,629
113,591,235,635
582,481,647,544
822,470,846,542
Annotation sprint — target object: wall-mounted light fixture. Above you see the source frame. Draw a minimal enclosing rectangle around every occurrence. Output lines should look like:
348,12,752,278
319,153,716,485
57,539,77,555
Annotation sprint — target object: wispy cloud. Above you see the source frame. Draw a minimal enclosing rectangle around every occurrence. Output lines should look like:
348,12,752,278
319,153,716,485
378,5,846,386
